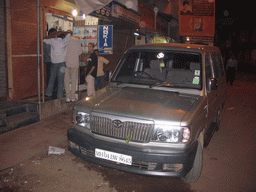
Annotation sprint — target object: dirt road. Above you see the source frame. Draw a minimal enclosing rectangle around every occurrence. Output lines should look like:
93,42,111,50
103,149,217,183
1,73,256,192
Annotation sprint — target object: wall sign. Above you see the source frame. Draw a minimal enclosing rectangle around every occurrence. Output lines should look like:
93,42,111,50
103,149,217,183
111,1,140,25
98,25,113,54
91,1,140,25
179,0,215,37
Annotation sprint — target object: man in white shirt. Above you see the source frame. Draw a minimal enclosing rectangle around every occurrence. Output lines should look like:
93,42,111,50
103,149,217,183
94,49,109,91
64,33,82,102
43,28,71,99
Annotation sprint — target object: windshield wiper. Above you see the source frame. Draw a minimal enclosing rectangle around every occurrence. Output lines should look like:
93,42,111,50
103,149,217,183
151,82,174,88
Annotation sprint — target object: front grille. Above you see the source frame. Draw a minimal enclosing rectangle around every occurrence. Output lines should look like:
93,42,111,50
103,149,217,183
90,115,154,142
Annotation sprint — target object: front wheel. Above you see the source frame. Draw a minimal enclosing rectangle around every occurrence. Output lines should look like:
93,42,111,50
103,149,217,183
215,106,222,132
182,141,203,183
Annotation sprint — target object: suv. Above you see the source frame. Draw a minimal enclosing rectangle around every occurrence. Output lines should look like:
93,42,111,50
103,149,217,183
68,43,227,183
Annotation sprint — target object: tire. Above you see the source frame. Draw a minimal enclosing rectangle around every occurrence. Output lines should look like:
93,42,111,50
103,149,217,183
215,102,224,132
204,107,222,148
215,108,221,132
182,141,203,183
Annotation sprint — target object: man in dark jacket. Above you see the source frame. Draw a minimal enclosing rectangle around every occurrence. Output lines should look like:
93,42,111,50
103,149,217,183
85,42,98,96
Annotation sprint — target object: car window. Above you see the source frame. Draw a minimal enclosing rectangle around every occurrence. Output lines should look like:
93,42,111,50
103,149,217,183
210,53,225,79
216,53,225,77
173,53,200,69
205,53,214,90
112,50,202,89
205,53,213,78
115,51,140,78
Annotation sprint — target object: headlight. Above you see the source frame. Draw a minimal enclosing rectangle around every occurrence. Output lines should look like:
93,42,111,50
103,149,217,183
75,111,90,128
153,125,190,143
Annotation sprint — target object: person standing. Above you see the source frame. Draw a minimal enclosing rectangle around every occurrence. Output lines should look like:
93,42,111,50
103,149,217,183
43,28,56,86
64,33,82,102
226,55,238,86
94,49,109,91
43,29,71,99
85,42,97,96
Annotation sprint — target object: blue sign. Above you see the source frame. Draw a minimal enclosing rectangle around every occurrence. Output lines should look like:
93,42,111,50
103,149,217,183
98,25,113,54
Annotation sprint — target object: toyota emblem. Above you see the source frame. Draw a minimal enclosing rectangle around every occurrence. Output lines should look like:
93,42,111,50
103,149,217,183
112,120,123,128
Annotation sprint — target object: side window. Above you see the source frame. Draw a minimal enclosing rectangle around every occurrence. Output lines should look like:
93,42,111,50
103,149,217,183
116,52,139,77
212,54,220,78
216,53,225,77
205,53,213,90
211,53,225,79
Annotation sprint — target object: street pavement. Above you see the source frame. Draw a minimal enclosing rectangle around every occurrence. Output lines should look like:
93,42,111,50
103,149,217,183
0,109,73,171
0,72,256,192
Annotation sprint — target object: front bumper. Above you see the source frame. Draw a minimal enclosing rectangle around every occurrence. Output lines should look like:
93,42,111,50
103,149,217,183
67,128,198,177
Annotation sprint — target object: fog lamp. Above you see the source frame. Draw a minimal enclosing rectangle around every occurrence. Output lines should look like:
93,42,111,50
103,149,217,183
69,141,79,150
163,164,183,172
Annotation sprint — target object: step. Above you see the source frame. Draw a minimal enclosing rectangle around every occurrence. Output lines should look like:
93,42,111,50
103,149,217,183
0,112,39,134
0,111,6,127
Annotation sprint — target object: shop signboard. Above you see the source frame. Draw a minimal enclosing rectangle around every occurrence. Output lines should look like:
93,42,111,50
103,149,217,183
98,25,113,54
179,0,215,38
91,1,140,25
91,3,111,18
111,1,140,25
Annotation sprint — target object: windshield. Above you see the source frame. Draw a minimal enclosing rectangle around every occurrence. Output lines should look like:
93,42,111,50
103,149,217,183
111,49,202,89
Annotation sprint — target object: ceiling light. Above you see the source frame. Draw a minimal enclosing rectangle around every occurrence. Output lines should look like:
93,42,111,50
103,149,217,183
134,31,139,36
72,9,78,17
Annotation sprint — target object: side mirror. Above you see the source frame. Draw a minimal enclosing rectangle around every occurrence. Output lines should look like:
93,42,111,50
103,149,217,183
210,78,218,90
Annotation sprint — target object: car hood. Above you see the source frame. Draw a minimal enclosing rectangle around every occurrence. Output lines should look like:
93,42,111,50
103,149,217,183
76,86,201,124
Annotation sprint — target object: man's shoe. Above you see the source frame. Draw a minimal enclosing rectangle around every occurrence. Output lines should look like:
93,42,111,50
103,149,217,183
66,98,71,103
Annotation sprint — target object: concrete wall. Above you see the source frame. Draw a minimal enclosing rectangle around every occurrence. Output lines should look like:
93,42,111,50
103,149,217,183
0,1,7,99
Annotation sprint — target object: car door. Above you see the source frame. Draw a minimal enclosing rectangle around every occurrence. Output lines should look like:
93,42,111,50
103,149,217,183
205,52,226,130
212,53,227,109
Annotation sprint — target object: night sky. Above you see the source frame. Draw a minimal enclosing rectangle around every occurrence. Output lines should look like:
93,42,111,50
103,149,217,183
215,0,253,28
216,0,248,18
215,0,255,43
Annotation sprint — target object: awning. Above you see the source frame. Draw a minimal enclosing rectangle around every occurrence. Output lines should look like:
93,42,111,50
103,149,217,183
75,0,112,15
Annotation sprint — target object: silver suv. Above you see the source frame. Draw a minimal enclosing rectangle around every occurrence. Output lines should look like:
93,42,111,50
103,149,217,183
68,43,227,183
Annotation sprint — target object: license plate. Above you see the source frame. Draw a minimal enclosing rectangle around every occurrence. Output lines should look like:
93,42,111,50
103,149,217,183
95,148,132,165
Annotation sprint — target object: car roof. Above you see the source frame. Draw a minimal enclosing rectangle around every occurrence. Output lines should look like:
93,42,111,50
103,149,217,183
129,43,220,54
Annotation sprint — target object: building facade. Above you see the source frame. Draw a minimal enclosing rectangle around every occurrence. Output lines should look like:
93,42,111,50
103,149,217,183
1,0,177,101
